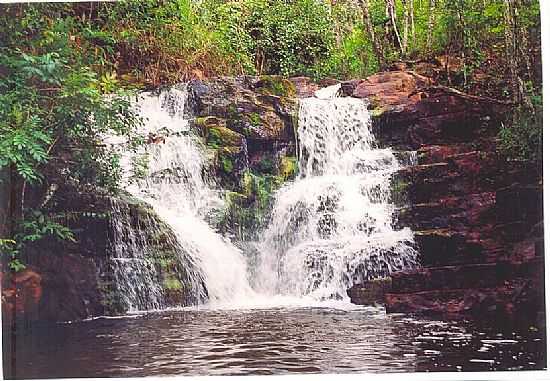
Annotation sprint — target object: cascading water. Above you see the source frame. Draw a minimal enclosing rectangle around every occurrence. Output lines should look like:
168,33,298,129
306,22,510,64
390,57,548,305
107,82,416,311
109,86,255,310
255,85,417,301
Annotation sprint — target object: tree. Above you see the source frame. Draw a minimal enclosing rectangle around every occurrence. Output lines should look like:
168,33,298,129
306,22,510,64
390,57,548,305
359,0,385,67
503,0,534,112
426,0,437,49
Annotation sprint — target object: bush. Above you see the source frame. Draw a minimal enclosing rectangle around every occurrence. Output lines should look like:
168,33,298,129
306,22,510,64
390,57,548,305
499,106,543,163
202,0,335,77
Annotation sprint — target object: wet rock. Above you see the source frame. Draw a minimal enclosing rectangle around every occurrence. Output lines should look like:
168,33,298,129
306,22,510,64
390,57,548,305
385,276,544,320
347,277,392,305
346,69,543,322
389,259,543,294
189,75,298,142
288,76,319,98
496,184,543,227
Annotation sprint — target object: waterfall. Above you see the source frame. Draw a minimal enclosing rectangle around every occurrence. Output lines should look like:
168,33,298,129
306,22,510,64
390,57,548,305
109,86,255,310
255,86,418,301
106,82,417,311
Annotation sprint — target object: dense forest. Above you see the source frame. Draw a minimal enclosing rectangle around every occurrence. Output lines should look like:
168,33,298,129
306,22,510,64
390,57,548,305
0,0,543,271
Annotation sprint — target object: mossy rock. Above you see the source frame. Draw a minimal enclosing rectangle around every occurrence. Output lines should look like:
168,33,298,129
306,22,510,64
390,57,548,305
207,125,244,149
163,277,183,291
226,191,249,206
194,116,226,138
250,153,276,174
256,76,297,98
280,156,298,180
220,153,234,173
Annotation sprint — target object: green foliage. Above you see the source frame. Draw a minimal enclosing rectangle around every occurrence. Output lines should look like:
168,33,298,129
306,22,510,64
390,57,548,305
498,90,543,163
0,6,143,270
256,76,296,97
163,277,183,291
280,156,298,181
220,155,234,174
324,25,378,79
2,211,76,271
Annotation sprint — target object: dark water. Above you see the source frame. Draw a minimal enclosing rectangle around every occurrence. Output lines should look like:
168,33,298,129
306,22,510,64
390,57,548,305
3,307,546,378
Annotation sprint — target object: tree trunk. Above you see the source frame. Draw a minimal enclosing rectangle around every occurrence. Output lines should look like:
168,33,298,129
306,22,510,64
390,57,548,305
426,0,436,49
0,166,12,239
387,0,404,55
409,0,415,45
402,0,409,52
359,0,385,68
504,0,520,102
503,0,534,112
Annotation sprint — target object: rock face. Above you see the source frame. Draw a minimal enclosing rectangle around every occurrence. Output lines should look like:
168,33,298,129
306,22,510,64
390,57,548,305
1,185,206,325
346,71,544,323
188,76,300,239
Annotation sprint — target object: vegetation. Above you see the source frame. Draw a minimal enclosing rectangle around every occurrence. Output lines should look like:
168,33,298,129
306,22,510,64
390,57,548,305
0,0,543,269
0,5,143,269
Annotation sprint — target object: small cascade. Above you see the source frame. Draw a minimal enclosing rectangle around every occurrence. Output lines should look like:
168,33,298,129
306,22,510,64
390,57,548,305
255,86,417,300
108,86,255,310
107,199,165,311
107,197,207,311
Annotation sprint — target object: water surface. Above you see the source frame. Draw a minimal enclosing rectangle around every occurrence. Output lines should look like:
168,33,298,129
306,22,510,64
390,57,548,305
4,307,545,378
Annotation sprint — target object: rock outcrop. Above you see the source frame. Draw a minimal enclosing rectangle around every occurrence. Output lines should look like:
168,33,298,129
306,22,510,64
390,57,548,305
345,71,544,324
1,185,206,326
188,76,300,239
2,72,543,327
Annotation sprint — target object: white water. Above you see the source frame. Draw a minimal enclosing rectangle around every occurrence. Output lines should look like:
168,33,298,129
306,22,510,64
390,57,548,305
255,85,417,300
108,84,416,311
114,87,255,308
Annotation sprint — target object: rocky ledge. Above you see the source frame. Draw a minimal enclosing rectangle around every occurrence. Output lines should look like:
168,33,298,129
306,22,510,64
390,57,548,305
345,71,544,325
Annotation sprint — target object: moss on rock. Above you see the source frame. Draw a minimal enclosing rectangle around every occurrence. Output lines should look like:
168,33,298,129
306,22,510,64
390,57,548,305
280,155,298,180
207,125,244,149
256,76,297,98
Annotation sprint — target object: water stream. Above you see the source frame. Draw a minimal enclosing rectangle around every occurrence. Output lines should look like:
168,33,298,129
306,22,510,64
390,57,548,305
255,86,417,300
108,84,417,309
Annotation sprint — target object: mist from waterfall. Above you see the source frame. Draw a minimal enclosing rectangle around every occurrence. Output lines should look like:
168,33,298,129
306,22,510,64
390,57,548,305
254,86,418,301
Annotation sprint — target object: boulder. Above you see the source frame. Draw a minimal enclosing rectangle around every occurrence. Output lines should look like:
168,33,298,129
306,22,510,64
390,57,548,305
189,76,298,142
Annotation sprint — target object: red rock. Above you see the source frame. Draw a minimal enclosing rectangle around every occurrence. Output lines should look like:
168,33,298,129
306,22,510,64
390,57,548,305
288,76,319,98
352,71,432,110
347,70,543,322
1,269,43,325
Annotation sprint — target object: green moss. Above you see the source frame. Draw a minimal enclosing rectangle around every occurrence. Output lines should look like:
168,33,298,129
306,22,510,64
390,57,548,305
257,76,296,97
257,156,275,173
207,126,243,148
248,112,262,126
221,155,234,173
156,257,175,270
226,191,248,205
280,156,298,180
241,170,258,197
163,277,183,291
391,174,410,193
370,106,386,118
